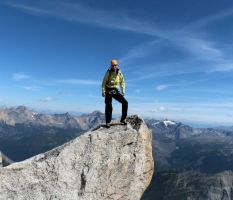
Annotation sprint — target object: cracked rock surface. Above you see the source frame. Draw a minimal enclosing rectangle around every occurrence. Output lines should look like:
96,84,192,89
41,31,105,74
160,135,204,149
0,115,154,200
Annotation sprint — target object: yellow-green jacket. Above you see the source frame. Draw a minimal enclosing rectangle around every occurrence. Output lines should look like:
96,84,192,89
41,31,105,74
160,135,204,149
102,69,125,94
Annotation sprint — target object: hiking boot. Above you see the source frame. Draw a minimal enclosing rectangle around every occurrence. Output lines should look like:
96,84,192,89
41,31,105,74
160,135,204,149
120,119,127,125
106,123,111,128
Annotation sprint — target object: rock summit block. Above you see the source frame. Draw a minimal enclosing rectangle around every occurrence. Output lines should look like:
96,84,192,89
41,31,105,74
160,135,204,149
0,115,154,200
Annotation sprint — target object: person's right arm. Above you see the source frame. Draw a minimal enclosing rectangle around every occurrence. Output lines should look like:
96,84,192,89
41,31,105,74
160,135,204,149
102,71,109,97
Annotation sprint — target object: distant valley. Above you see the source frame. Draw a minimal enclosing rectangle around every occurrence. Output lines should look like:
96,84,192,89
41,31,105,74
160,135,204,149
142,119,233,199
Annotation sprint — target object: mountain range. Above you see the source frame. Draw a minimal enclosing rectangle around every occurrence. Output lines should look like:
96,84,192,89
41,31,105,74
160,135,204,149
0,106,105,161
142,118,233,199
0,105,105,130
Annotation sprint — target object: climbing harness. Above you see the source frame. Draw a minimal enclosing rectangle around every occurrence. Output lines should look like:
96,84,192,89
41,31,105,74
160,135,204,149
107,89,117,95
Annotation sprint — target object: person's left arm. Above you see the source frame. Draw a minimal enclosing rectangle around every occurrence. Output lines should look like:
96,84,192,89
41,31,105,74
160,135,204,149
119,71,125,95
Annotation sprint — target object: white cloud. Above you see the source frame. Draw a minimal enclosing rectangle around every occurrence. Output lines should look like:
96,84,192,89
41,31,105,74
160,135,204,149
155,84,171,91
208,62,233,72
150,106,167,113
6,1,163,37
184,7,233,30
159,106,167,112
21,86,42,91
58,79,101,85
116,6,233,68
119,40,160,65
127,64,200,82
179,36,222,61
39,96,55,103
12,73,30,81
6,1,233,66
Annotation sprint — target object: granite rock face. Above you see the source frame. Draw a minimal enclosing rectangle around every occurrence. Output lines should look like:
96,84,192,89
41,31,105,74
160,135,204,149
0,115,154,200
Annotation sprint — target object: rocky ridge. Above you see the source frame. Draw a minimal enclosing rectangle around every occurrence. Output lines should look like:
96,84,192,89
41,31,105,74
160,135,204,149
0,106,105,130
0,115,154,200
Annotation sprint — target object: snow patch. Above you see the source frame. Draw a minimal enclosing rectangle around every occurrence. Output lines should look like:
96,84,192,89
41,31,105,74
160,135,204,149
152,120,176,127
163,120,176,127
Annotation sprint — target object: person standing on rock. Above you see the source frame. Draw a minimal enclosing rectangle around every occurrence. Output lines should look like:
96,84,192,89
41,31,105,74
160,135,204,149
102,59,128,128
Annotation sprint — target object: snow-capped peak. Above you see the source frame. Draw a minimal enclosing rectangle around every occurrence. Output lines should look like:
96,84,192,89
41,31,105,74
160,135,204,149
152,120,176,127
163,120,176,127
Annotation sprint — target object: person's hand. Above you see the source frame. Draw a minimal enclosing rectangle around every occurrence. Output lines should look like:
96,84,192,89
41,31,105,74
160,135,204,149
102,92,106,97
122,92,125,96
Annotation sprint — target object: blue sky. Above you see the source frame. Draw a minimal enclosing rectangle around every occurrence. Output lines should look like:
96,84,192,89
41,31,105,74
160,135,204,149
1,0,233,126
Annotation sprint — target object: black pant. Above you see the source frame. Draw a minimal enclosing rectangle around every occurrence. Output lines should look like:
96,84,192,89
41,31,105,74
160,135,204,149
105,88,128,124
